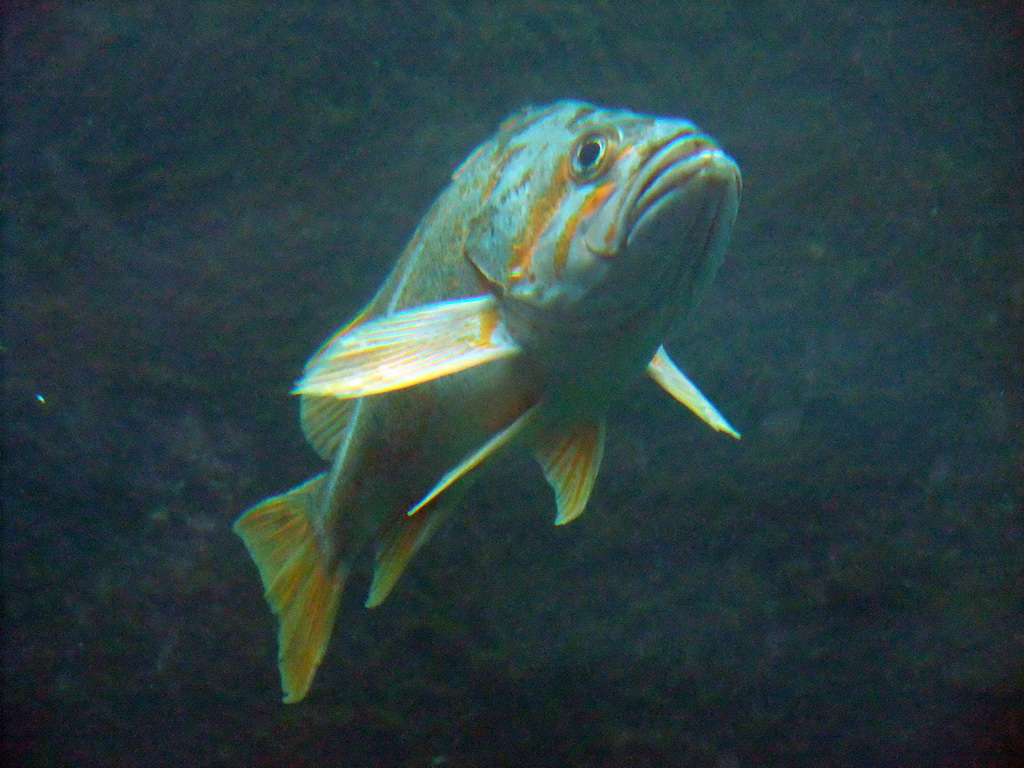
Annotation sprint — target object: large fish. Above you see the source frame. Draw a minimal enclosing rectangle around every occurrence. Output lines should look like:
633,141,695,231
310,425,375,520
235,100,741,703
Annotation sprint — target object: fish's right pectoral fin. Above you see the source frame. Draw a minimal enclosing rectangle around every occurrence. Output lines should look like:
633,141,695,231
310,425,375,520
233,474,345,704
294,295,522,399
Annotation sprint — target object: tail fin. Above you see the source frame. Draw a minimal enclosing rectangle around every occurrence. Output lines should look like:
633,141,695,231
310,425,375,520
233,474,345,703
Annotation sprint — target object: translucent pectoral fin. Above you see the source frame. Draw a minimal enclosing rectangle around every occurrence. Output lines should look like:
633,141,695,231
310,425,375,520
295,296,521,398
407,402,542,518
533,417,606,525
647,346,740,438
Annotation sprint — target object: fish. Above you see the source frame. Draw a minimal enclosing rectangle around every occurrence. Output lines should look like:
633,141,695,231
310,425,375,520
234,100,742,703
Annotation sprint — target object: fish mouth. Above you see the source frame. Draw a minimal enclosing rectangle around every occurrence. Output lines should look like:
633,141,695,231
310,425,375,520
569,127,740,334
585,130,742,259
630,133,741,249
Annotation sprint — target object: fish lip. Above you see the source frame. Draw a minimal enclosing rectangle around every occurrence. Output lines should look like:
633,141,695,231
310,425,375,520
586,130,741,257
629,133,740,244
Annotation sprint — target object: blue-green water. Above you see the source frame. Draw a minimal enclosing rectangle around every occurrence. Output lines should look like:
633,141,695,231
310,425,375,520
3,3,1022,766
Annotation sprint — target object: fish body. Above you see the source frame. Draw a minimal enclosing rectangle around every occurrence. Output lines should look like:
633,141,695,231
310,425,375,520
235,101,742,702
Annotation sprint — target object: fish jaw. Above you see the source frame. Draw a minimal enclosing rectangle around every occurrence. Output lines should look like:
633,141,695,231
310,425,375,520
616,133,742,326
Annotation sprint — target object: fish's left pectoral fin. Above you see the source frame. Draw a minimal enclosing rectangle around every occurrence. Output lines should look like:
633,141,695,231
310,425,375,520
407,401,542,518
647,346,740,439
533,416,607,525
295,295,521,399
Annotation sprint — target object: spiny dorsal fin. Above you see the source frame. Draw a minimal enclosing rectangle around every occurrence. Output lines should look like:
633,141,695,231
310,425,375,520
233,474,346,704
294,296,521,399
406,401,542,518
533,416,607,525
647,346,739,438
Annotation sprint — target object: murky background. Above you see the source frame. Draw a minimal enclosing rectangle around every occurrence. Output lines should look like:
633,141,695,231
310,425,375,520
4,2,1022,766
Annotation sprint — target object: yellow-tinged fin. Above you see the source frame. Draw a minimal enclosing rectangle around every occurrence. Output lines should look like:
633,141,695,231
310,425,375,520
299,396,357,460
533,417,607,525
407,401,542,517
647,346,740,439
233,474,345,704
294,296,521,398
365,509,444,608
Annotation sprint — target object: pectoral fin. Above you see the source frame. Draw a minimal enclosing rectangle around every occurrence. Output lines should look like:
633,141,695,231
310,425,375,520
647,346,739,438
295,296,521,398
407,401,542,517
533,417,606,525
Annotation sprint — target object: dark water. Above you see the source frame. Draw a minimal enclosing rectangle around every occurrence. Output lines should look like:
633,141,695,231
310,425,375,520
3,2,1022,766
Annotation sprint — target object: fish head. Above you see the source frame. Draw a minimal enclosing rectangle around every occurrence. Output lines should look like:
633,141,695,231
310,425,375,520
462,100,741,344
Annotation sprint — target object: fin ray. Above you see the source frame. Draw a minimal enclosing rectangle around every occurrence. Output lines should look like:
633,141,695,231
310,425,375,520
647,346,739,438
295,296,521,398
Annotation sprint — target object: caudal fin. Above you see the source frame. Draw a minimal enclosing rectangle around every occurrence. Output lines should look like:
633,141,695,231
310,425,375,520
233,474,345,703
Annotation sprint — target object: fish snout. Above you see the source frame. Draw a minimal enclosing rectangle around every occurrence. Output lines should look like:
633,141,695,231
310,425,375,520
627,133,741,251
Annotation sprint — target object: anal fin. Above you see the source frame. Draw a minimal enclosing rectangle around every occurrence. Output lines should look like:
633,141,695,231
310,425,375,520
533,416,607,525
233,474,345,704
647,346,739,438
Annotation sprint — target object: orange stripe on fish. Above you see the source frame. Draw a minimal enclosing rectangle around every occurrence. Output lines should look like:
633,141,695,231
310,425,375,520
509,154,572,282
553,180,615,276
587,144,638,255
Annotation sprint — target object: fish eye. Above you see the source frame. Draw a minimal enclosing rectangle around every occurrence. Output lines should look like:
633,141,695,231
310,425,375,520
571,133,610,179
577,137,603,169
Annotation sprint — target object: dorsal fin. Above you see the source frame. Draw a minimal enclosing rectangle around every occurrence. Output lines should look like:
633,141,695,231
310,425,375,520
647,346,739,438
294,296,521,399
533,416,607,525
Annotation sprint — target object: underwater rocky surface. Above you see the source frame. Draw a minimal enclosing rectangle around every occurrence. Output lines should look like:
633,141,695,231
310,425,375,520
3,2,1022,766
